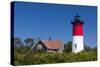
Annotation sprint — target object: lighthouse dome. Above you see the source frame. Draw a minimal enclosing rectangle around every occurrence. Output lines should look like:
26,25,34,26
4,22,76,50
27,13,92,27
71,14,84,24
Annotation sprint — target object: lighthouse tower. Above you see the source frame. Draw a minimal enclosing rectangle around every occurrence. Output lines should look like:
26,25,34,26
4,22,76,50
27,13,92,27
71,14,84,53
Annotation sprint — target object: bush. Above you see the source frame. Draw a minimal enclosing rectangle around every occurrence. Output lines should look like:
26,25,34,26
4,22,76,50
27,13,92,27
14,46,97,66
63,41,72,53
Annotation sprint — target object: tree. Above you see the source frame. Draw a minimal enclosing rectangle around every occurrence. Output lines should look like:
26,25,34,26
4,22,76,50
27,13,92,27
64,41,72,53
84,45,91,51
24,38,34,46
14,37,23,47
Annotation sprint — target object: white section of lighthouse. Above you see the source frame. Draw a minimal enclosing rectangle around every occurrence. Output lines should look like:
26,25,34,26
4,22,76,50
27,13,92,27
71,14,84,53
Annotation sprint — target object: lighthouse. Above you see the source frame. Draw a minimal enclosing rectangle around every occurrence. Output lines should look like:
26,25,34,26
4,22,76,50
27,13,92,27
71,14,84,53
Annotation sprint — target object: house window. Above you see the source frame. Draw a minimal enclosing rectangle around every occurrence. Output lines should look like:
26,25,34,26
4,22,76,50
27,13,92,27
37,44,42,50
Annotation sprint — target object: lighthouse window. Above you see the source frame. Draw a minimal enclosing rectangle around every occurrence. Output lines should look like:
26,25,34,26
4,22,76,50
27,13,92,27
75,44,77,49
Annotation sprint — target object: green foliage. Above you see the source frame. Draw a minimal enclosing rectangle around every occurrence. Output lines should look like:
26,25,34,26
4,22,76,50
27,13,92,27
14,46,97,66
14,46,31,54
24,38,34,46
84,45,91,51
63,41,72,53
14,38,97,66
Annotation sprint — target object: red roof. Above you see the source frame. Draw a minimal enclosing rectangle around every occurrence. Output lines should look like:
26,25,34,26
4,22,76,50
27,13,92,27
40,40,62,49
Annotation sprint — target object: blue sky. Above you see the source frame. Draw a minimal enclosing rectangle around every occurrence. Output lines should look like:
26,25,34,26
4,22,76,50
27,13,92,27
13,1,97,47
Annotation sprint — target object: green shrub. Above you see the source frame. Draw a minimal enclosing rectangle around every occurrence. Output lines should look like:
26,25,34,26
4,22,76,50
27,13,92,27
14,46,97,66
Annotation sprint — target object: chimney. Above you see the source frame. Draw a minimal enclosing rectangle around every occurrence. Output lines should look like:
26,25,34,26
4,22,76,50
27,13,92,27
48,37,51,41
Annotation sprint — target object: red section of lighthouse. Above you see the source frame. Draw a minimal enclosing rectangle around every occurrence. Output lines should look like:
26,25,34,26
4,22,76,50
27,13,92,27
71,14,84,53
72,21,83,35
